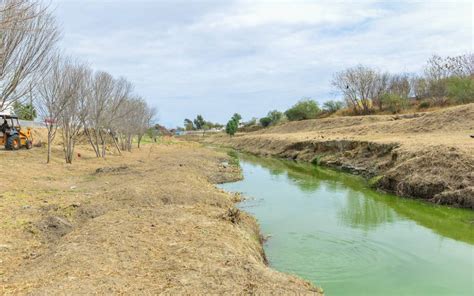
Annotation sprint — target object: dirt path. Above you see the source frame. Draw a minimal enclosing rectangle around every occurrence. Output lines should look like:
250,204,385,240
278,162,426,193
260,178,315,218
0,141,321,294
203,104,474,209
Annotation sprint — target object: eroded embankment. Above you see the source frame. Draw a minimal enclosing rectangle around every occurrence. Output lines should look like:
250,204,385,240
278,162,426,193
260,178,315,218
0,142,321,295
204,104,474,209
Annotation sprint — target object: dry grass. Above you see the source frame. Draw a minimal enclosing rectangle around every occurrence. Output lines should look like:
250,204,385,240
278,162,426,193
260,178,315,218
204,104,474,208
0,141,321,295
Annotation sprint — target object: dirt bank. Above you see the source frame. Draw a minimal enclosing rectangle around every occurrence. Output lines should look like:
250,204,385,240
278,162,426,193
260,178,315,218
203,104,474,209
0,141,321,294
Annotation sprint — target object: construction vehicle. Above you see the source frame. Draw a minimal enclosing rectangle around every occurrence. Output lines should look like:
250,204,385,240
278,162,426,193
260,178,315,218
0,114,33,150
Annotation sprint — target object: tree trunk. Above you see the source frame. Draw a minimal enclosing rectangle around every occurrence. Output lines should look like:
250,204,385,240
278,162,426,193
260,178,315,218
99,129,106,158
84,128,100,157
94,129,100,157
111,132,122,156
47,130,52,164
127,134,132,152
137,135,142,148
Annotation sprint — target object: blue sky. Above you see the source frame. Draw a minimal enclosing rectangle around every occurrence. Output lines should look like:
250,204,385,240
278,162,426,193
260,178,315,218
51,0,473,127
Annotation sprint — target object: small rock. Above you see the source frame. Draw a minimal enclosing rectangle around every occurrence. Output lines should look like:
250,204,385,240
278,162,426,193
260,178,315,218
70,186,77,190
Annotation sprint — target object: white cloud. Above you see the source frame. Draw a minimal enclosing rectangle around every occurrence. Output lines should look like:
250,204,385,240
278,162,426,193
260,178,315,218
52,0,473,127
191,0,386,30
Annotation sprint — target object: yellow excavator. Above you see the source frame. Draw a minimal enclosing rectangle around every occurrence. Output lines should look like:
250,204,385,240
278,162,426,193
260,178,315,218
0,114,33,150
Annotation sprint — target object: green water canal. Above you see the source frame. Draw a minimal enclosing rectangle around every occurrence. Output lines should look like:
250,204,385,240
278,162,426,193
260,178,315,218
219,153,474,296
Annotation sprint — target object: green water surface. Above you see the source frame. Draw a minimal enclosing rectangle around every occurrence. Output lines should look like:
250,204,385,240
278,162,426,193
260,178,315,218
219,154,474,296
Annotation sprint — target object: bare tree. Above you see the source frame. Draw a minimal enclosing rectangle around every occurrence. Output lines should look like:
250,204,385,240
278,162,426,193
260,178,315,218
103,77,133,156
58,61,91,164
410,76,429,99
388,73,411,98
112,96,154,152
447,53,474,77
426,53,474,79
137,104,156,148
424,55,456,104
332,65,379,114
36,54,70,163
0,0,59,111
372,72,390,111
423,53,474,105
82,72,131,158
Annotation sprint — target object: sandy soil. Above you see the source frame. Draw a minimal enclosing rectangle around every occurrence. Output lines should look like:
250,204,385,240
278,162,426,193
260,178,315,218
203,104,474,208
0,141,321,294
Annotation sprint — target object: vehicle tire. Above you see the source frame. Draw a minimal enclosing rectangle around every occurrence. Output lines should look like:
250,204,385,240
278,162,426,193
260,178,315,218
6,135,20,150
26,140,33,149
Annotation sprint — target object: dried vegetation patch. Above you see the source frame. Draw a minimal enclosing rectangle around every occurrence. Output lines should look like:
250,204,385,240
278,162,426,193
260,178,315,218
0,141,321,295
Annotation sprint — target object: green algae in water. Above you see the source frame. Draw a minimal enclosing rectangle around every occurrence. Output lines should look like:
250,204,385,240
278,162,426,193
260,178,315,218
219,153,474,296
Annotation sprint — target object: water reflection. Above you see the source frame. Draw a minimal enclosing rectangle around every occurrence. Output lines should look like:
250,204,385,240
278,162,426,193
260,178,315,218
237,153,474,244
338,191,396,231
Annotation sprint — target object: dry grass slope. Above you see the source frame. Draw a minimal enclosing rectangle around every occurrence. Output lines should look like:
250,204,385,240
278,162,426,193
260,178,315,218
0,142,321,295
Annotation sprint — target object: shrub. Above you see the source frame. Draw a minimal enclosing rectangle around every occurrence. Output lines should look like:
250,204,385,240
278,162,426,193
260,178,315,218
418,101,430,109
13,101,37,120
243,118,257,127
381,93,408,114
225,119,238,136
284,99,321,121
322,100,344,113
259,117,272,127
267,110,283,124
227,150,240,166
446,77,474,104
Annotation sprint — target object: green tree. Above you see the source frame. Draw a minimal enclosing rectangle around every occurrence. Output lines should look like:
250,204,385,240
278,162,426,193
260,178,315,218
259,116,272,127
231,113,242,124
225,119,238,136
322,100,344,113
184,118,194,131
446,77,474,104
284,99,321,121
13,101,37,120
193,115,205,130
267,110,283,124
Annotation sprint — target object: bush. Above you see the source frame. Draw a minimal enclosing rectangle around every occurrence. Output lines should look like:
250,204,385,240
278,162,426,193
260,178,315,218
284,99,321,121
267,110,283,124
381,94,408,114
418,101,430,109
322,100,344,113
446,77,474,104
259,117,272,127
13,101,37,120
225,119,238,136
242,118,257,127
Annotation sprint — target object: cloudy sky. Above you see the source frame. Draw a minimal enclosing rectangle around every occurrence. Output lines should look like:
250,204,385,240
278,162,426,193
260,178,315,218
51,0,473,127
